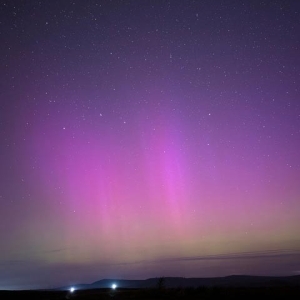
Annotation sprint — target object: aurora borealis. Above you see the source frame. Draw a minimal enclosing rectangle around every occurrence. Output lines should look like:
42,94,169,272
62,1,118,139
0,0,300,289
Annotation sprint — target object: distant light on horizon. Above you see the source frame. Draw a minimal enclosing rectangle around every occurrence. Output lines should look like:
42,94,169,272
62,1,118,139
111,283,117,290
70,287,75,293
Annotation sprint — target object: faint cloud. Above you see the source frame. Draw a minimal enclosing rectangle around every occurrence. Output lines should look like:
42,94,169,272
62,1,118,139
42,247,75,254
164,249,300,262
115,249,300,266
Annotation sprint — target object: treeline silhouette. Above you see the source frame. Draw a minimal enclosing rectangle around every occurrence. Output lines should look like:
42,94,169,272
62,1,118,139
1,286,300,300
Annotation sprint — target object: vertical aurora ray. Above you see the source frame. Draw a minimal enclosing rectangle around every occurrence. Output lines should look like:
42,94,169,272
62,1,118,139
1,0,300,289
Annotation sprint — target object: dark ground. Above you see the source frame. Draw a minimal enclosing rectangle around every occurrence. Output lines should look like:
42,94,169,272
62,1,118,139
0,287,299,300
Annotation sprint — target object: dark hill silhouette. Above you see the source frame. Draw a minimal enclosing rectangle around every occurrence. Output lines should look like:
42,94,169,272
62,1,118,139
61,275,300,290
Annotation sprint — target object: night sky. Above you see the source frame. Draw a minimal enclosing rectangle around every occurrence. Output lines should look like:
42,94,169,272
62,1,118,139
1,0,300,290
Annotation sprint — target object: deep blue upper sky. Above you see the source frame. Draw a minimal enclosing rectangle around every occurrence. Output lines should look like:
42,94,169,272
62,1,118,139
0,0,300,290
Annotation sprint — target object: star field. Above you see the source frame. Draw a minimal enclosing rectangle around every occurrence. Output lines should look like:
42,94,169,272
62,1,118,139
0,0,300,289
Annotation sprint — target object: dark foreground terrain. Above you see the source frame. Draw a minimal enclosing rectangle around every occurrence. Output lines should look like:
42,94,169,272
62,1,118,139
1,286,300,300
